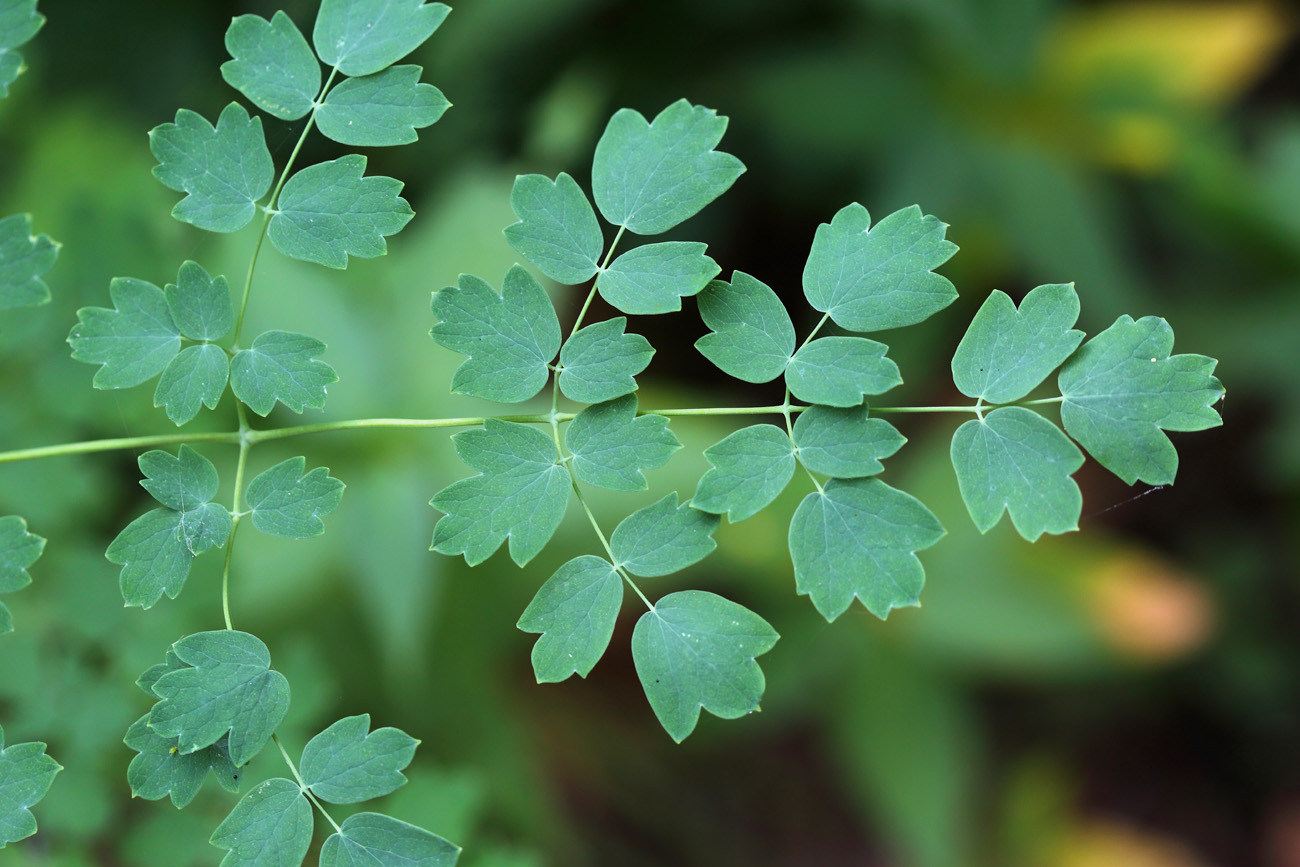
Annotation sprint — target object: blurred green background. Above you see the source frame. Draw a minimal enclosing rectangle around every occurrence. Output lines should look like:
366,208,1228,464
1,0,1296,864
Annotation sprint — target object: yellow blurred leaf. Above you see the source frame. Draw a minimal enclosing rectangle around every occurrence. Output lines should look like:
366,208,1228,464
1083,551,1215,662
1057,820,1210,867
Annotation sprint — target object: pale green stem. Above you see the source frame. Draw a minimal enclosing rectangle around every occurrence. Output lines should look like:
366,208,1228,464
569,475,653,612
273,734,342,834
220,403,253,631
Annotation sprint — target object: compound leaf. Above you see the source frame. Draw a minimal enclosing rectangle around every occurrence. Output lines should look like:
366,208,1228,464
317,64,449,147
694,272,794,384
631,590,778,743
139,445,220,511
68,277,180,389
210,778,312,867
517,555,623,683
269,155,413,269
0,516,43,636
610,493,718,578
785,336,901,407
692,424,795,522
503,172,603,285
803,203,957,332
314,0,450,78
108,506,232,609
951,407,1084,541
150,103,273,233
565,396,679,492
789,478,944,621
155,344,230,425
1059,315,1224,485
0,0,44,97
221,11,320,121
952,283,1084,403
0,213,58,309
165,260,234,342
558,317,653,404
431,420,569,567
246,456,345,539
596,241,719,315
230,330,338,416
0,724,60,847
148,630,290,767
430,266,560,403
591,99,745,235
300,715,417,804
320,812,460,867
124,714,239,809
792,405,905,478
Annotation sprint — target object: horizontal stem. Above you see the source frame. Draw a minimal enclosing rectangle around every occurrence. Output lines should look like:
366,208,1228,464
0,430,242,464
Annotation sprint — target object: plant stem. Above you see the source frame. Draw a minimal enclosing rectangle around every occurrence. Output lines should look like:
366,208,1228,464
0,431,242,464
273,734,342,834
220,403,253,631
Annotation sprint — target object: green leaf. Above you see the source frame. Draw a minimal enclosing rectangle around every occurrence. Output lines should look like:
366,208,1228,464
952,284,1084,403
558,317,653,404
0,213,58,310
803,203,957,332
0,724,60,847
246,457,345,539
314,0,450,77
610,493,719,578
0,0,43,98
221,11,320,121
108,505,231,609
692,424,795,522
210,778,312,867
148,630,290,766
268,155,414,269
300,715,417,804
591,99,745,235
320,812,460,867
124,714,239,809
792,405,905,478
1059,315,1224,485
631,590,778,743
596,242,719,315
951,407,1084,541
789,478,944,621
318,64,449,147
0,51,20,99
150,103,274,233
564,396,679,492
0,515,43,636
785,336,901,407
138,446,220,510
694,272,794,384
137,650,187,697
155,344,230,425
68,277,180,389
165,260,234,342
503,173,603,285
230,330,338,416
430,267,560,403
517,556,623,683
431,420,569,567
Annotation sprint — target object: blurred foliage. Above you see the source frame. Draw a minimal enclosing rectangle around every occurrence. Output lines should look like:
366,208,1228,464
0,0,1296,865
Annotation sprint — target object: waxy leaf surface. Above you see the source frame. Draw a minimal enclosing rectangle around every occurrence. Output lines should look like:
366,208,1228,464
785,336,900,407
0,214,57,309
314,0,450,77
246,456,345,539
592,99,744,235
952,283,1084,403
301,714,417,804
565,396,679,492
504,172,603,285
320,812,460,867
695,272,794,384
0,0,43,97
210,778,312,867
150,103,273,233
431,420,569,567
430,266,560,403
610,494,719,577
692,424,795,522
139,445,220,511
596,241,719,315
68,277,180,389
0,515,43,636
792,405,905,478
231,330,338,416
951,407,1084,541
518,556,623,683
558,317,653,404
165,260,234,342
221,11,320,120
632,590,778,743
155,344,229,425
789,478,944,621
124,715,239,809
317,65,449,147
803,203,957,332
0,725,60,847
108,506,232,608
1059,315,1224,485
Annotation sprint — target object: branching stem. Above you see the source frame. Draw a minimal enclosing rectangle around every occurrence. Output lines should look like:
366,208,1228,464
272,734,341,834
